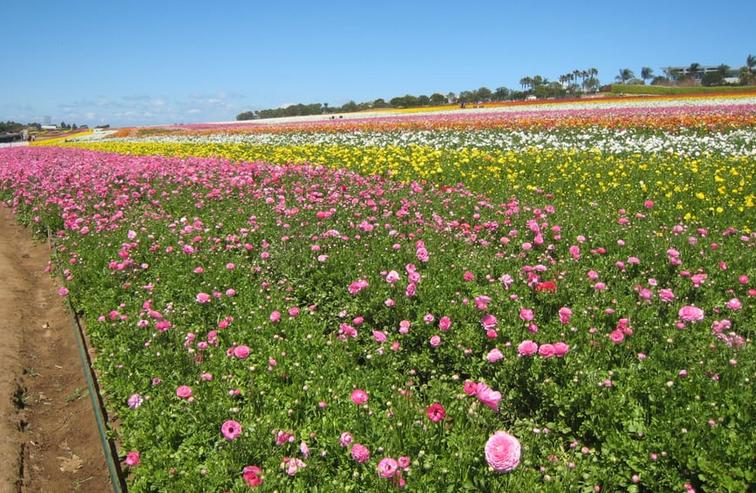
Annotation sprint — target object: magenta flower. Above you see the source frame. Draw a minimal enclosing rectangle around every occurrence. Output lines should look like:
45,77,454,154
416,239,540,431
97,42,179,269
242,465,263,487
176,385,192,399
517,340,538,357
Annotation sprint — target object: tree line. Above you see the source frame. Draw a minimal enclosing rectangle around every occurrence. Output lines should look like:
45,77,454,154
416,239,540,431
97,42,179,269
615,55,755,87
236,55,754,120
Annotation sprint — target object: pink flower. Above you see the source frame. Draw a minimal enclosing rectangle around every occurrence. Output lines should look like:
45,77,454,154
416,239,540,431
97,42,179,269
351,389,368,405
58,287,69,297
538,343,555,358
386,270,400,283
519,308,534,322
339,432,353,448
429,335,441,348
558,306,572,325
480,313,498,330
678,305,704,323
463,380,479,396
127,393,143,409
398,456,410,469
485,431,521,473
242,465,263,487
426,402,446,422
348,279,369,295
475,382,502,412
487,348,504,363
351,443,370,463
196,292,211,304
439,316,452,331
553,342,570,357
125,451,140,467
269,310,281,323
372,330,387,343
377,457,399,478
221,419,242,440
609,329,625,344
176,385,192,399
517,340,538,357
725,298,742,311
233,345,250,359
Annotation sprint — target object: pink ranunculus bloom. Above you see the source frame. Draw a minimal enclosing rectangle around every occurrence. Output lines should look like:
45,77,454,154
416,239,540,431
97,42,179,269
475,382,502,412
234,345,251,359
519,308,534,322
351,443,371,463
398,456,411,469
125,451,140,467
558,306,572,325
426,402,446,423
269,310,281,323
678,305,705,323
348,279,369,295
485,431,521,473
429,335,441,348
196,292,211,304
481,313,498,330
377,457,399,478
58,287,69,297
372,330,387,343
609,329,625,344
386,270,400,283
517,340,538,357
725,298,742,311
221,419,242,440
538,343,555,358
438,316,452,331
351,389,368,405
659,288,675,303
339,432,353,448
463,380,479,396
487,348,504,363
176,385,192,399
553,342,570,357
242,465,263,487
127,393,143,409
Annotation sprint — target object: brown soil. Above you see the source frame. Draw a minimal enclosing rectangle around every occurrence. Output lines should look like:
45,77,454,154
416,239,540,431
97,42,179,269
0,208,111,493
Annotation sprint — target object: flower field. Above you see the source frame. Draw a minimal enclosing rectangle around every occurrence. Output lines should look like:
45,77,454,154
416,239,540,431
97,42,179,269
1,94,754,492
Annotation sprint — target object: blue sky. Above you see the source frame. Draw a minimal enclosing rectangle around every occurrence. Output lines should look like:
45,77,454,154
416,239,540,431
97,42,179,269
1,0,754,126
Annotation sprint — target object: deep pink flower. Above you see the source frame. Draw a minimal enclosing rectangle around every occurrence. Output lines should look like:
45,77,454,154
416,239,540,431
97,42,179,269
538,343,555,358
125,451,140,467
242,465,263,487
475,382,501,412
233,345,250,359
351,389,368,405
678,305,704,323
426,402,446,422
196,292,211,304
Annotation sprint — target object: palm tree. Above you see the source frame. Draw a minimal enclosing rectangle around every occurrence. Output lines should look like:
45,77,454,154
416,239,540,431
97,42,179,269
640,67,654,83
615,68,635,84
747,54,755,73
688,63,701,79
519,77,530,91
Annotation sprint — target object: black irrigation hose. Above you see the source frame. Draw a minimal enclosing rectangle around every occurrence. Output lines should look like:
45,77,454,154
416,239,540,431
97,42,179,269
48,228,127,492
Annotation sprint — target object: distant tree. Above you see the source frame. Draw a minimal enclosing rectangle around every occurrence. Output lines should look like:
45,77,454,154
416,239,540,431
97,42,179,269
417,94,431,106
236,111,257,120
640,67,654,83
701,71,725,87
650,75,670,86
429,93,446,104
445,92,456,103
458,90,474,103
340,100,358,112
615,68,635,84
372,98,389,108
72,123,78,130
492,86,510,101
474,87,492,102
389,96,406,107
688,62,702,79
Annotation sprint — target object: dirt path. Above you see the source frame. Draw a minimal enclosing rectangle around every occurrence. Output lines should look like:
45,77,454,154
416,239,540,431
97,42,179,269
0,208,111,493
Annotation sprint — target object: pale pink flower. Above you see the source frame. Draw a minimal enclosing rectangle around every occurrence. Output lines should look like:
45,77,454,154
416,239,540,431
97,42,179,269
517,340,538,357
475,382,501,412
176,385,192,399
196,292,211,304
487,348,504,363
339,432,353,448
429,335,441,348
678,305,704,323
485,431,521,473
377,457,399,478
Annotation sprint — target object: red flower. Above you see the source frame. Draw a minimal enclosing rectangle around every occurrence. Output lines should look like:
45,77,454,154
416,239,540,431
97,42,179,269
426,402,446,423
535,280,557,293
